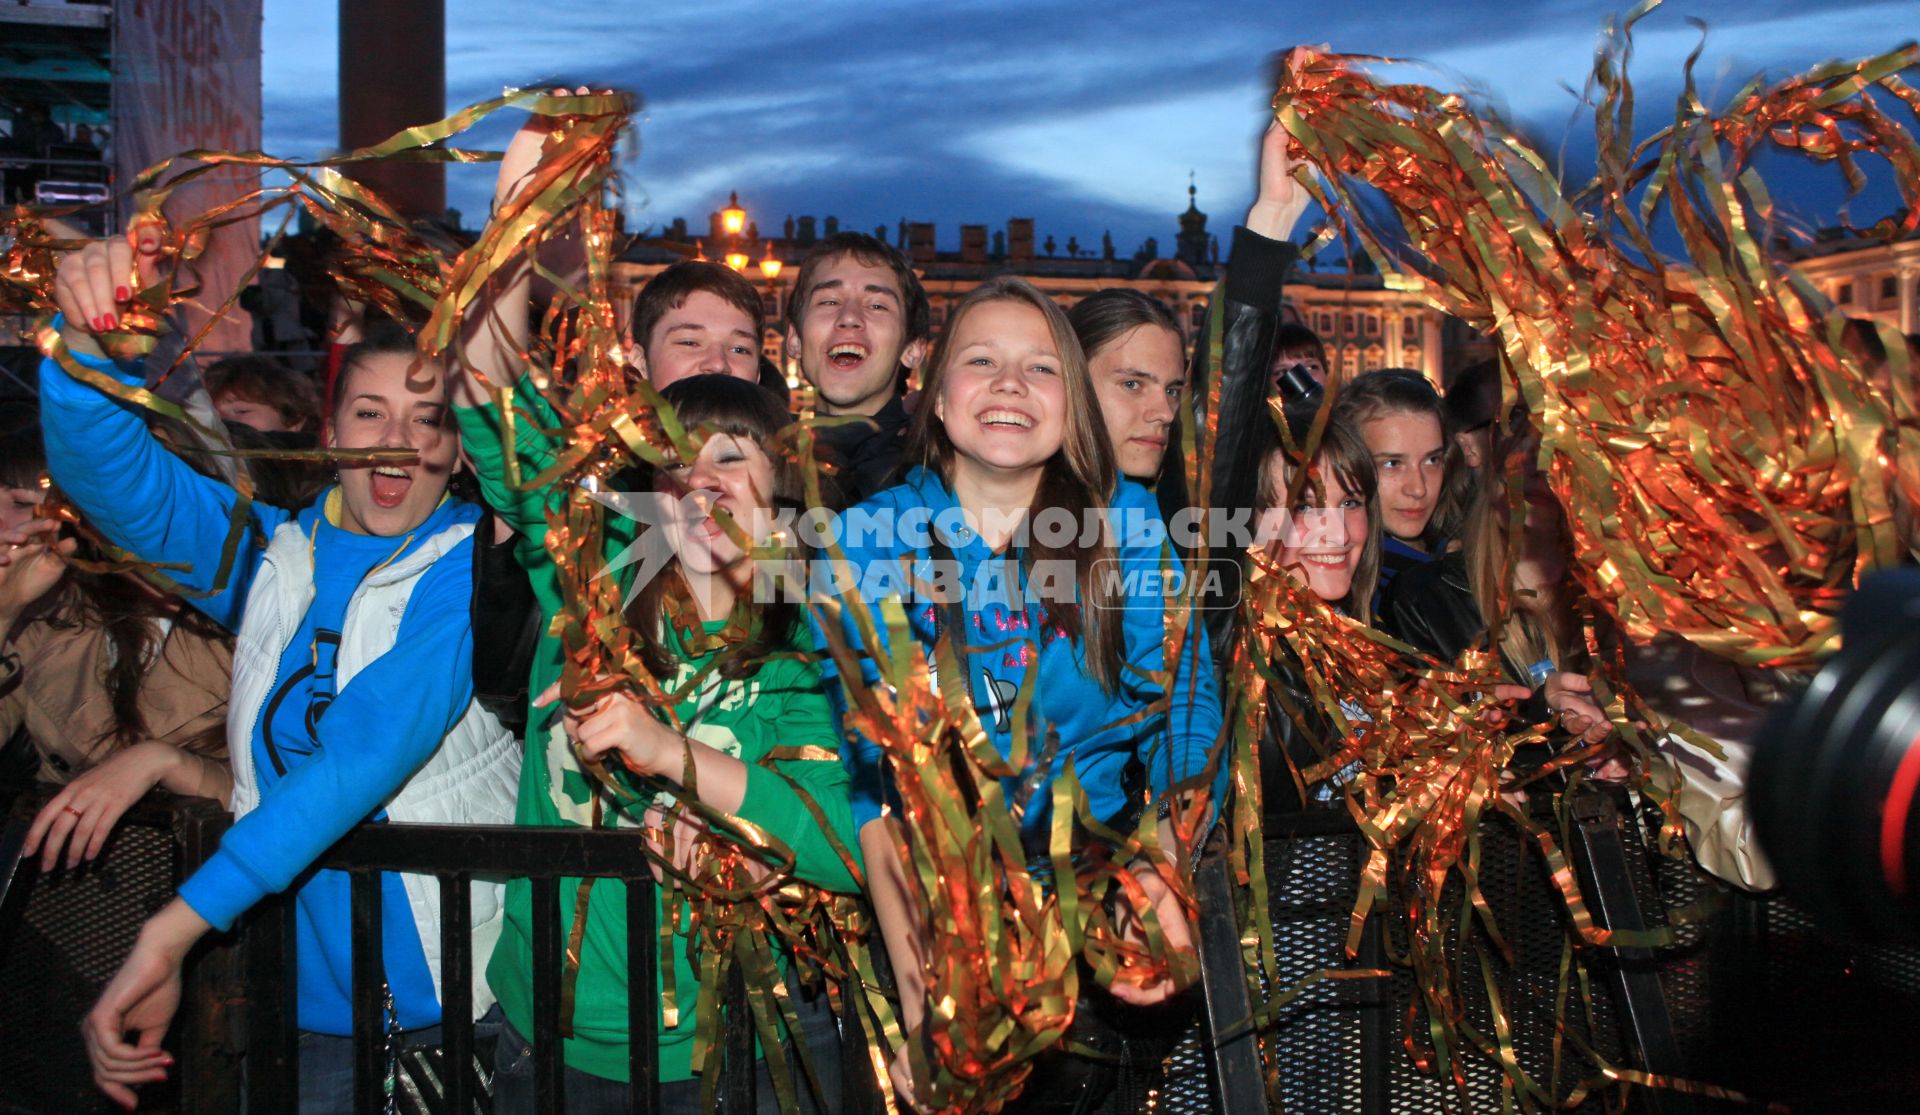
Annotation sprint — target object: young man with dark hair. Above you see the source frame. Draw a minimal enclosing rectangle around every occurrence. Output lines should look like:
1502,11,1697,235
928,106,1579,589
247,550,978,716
783,232,931,503
628,260,766,389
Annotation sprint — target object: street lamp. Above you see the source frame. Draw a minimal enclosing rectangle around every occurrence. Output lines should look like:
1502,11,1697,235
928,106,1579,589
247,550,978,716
758,253,783,281
721,191,746,238
724,250,750,272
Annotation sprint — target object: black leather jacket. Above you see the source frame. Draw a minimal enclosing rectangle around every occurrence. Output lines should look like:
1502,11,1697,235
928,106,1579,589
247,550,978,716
1380,550,1551,722
1258,650,1351,815
1156,226,1300,670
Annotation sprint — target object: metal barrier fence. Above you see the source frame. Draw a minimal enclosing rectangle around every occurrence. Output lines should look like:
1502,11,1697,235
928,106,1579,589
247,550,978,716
0,790,765,1115
9,781,1920,1114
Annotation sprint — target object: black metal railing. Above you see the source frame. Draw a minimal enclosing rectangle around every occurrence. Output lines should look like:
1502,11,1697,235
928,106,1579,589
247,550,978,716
1185,783,1706,1115
245,821,766,1115
19,778,1916,1114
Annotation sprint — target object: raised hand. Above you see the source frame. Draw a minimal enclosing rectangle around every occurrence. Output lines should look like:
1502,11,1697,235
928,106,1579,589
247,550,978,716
53,230,165,359
1246,118,1313,242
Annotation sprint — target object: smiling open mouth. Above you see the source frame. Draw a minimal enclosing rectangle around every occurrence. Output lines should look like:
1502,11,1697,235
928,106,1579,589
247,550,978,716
828,342,868,370
979,409,1034,429
369,466,412,509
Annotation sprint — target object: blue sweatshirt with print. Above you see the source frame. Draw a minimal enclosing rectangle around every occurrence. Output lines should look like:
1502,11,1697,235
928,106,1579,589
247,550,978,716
39,343,480,1034
817,467,1225,840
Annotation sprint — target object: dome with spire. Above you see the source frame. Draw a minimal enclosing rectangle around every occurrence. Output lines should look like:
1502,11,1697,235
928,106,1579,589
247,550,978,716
1176,173,1209,265
1180,178,1207,233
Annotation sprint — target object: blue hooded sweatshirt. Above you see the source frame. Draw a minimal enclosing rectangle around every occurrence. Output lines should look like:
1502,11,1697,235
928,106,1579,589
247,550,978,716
39,342,480,1034
816,467,1225,841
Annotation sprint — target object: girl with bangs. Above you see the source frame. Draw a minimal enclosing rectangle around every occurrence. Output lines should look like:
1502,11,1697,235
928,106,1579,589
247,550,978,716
821,276,1223,1110
1246,407,1385,813
453,106,859,1112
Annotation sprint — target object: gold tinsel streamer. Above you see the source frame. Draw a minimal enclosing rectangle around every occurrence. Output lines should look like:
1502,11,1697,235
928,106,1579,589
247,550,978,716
1219,8,1916,1111
1270,6,1920,670
807,534,1204,1113
1,91,868,1113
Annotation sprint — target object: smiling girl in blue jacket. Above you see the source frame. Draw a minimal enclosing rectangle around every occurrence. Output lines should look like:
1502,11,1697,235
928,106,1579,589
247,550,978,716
820,276,1223,1108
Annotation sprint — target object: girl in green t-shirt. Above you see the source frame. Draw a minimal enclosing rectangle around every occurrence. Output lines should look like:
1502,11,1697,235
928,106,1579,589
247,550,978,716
454,96,860,1113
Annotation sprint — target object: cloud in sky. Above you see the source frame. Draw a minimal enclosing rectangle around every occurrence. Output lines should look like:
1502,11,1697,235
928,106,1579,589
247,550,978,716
268,0,1916,252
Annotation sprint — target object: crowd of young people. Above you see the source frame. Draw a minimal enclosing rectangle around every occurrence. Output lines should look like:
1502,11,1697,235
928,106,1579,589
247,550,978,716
0,102,1652,1115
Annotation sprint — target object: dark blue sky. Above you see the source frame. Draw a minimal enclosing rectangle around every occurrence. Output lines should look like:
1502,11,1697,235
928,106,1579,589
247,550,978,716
264,1,1918,255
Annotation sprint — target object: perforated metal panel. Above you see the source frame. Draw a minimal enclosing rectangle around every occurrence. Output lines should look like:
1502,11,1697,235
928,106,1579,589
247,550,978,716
1257,833,1370,1115
1379,815,1627,1115
0,814,180,1115
1146,1009,1217,1112
1692,892,1920,1113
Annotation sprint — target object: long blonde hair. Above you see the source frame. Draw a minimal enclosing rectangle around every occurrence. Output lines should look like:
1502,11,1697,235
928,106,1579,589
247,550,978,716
906,276,1123,690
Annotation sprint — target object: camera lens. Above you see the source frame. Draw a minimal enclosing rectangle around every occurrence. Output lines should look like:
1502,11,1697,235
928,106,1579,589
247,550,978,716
1753,569,1920,940
1276,364,1324,405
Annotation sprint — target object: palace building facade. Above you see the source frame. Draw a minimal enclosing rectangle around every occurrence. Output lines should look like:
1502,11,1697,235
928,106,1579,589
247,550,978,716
609,186,1452,394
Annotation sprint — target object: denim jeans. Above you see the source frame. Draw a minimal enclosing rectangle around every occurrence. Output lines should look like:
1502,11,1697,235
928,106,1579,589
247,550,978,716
490,969,845,1115
296,1023,444,1115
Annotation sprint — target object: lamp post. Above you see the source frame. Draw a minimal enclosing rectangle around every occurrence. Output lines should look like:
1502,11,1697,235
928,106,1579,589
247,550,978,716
756,247,797,391
719,191,750,271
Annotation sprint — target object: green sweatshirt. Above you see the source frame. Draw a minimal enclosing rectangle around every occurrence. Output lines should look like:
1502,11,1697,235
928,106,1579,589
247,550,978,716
456,384,861,1083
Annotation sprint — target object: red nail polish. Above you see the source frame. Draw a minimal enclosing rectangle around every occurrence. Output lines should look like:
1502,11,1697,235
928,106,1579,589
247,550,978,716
102,314,117,331
115,285,130,301
91,317,105,331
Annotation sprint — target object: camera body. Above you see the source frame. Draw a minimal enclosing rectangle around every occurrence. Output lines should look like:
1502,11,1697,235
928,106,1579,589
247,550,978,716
1753,569,1920,940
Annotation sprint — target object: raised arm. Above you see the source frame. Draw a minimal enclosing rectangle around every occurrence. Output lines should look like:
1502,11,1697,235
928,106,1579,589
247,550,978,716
450,102,554,409
1166,119,1311,665
452,93,602,543
36,240,289,630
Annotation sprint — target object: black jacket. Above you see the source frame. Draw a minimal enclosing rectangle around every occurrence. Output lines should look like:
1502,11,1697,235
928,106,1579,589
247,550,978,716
1157,227,1300,670
1258,650,1353,815
815,393,911,508
1380,550,1482,664
1380,550,1551,722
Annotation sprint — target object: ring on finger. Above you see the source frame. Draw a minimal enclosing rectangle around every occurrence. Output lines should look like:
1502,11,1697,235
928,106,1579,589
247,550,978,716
63,805,83,818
